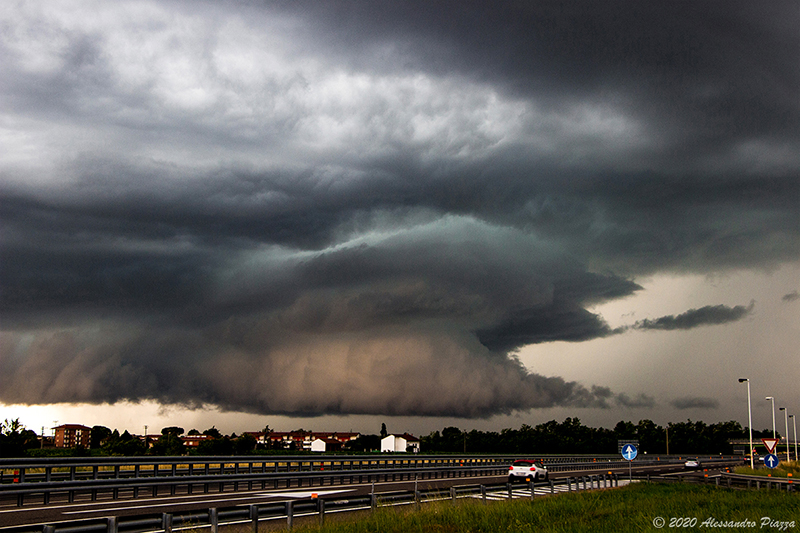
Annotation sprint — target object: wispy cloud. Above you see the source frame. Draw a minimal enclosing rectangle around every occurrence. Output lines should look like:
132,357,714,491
632,302,755,331
671,397,720,410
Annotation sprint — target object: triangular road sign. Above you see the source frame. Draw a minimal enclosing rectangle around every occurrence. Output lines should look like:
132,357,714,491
762,438,779,454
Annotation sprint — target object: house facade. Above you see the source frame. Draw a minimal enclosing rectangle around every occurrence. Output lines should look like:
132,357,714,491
310,438,344,452
181,435,211,448
381,433,420,453
53,424,92,449
246,431,360,451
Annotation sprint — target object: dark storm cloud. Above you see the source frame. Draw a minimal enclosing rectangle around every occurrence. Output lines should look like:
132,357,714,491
671,397,720,410
0,1,798,416
282,0,800,144
632,302,755,331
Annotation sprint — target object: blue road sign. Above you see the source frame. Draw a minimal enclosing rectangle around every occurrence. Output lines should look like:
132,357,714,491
763,453,779,469
622,443,638,461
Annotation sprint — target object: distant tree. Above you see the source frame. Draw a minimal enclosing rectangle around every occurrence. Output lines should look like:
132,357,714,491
636,420,665,455
465,429,500,453
197,436,233,455
664,419,746,454
150,427,185,455
203,427,222,439
441,427,464,453
420,430,442,451
346,434,381,452
103,430,146,456
0,419,38,457
380,423,388,438
91,426,112,449
234,433,257,454
187,429,200,436
613,421,637,439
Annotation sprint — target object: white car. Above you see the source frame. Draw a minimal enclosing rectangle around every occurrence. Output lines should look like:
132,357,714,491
684,459,701,469
508,459,548,482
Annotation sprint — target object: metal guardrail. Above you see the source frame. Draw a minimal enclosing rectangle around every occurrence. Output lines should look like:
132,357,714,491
0,464,507,507
2,453,733,484
640,470,797,493
0,454,637,482
716,472,797,492
0,455,511,484
0,473,624,533
1,455,741,508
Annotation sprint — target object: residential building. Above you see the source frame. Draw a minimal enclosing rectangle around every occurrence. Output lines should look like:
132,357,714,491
311,438,345,452
246,431,360,451
381,433,420,453
53,424,92,449
182,435,211,448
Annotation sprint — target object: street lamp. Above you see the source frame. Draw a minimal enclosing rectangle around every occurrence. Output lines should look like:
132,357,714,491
766,396,776,439
779,407,788,459
739,379,754,469
790,414,798,463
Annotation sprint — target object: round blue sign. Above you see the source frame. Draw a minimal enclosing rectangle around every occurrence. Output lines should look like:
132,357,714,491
763,454,779,469
621,444,638,461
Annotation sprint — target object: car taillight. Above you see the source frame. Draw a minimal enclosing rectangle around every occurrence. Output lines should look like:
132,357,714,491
530,467,535,471
509,466,513,470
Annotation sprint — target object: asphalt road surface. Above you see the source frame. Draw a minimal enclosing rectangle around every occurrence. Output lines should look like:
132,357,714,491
0,460,744,529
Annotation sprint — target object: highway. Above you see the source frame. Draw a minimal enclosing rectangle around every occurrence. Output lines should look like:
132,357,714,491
0,458,744,530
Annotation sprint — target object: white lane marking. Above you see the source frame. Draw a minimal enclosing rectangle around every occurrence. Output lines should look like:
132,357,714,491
0,489,265,514
0,485,361,514
61,488,355,515
62,495,268,515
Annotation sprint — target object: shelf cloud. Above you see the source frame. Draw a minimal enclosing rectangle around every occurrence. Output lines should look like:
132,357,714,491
1,1,798,419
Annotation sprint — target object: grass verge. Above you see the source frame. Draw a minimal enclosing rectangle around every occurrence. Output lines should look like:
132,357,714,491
274,481,800,533
735,460,799,478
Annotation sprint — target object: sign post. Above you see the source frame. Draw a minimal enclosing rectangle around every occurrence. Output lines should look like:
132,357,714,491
621,443,638,481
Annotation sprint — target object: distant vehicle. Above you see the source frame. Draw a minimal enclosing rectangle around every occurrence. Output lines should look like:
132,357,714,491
684,458,701,469
508,459,548,482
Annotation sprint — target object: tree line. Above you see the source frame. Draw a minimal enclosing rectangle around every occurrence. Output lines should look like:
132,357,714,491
1,417,776,457
420,418,775,455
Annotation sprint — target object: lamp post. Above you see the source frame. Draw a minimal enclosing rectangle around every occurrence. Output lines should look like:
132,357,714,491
766,396,776,439
779,407,788,459
790,414,798,463
739,379,754,469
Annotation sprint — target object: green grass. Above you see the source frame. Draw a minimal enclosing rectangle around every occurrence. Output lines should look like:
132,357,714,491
277,481,800,533
734,460,799,478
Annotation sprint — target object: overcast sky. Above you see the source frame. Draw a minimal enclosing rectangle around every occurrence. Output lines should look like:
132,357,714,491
1,0,798,438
